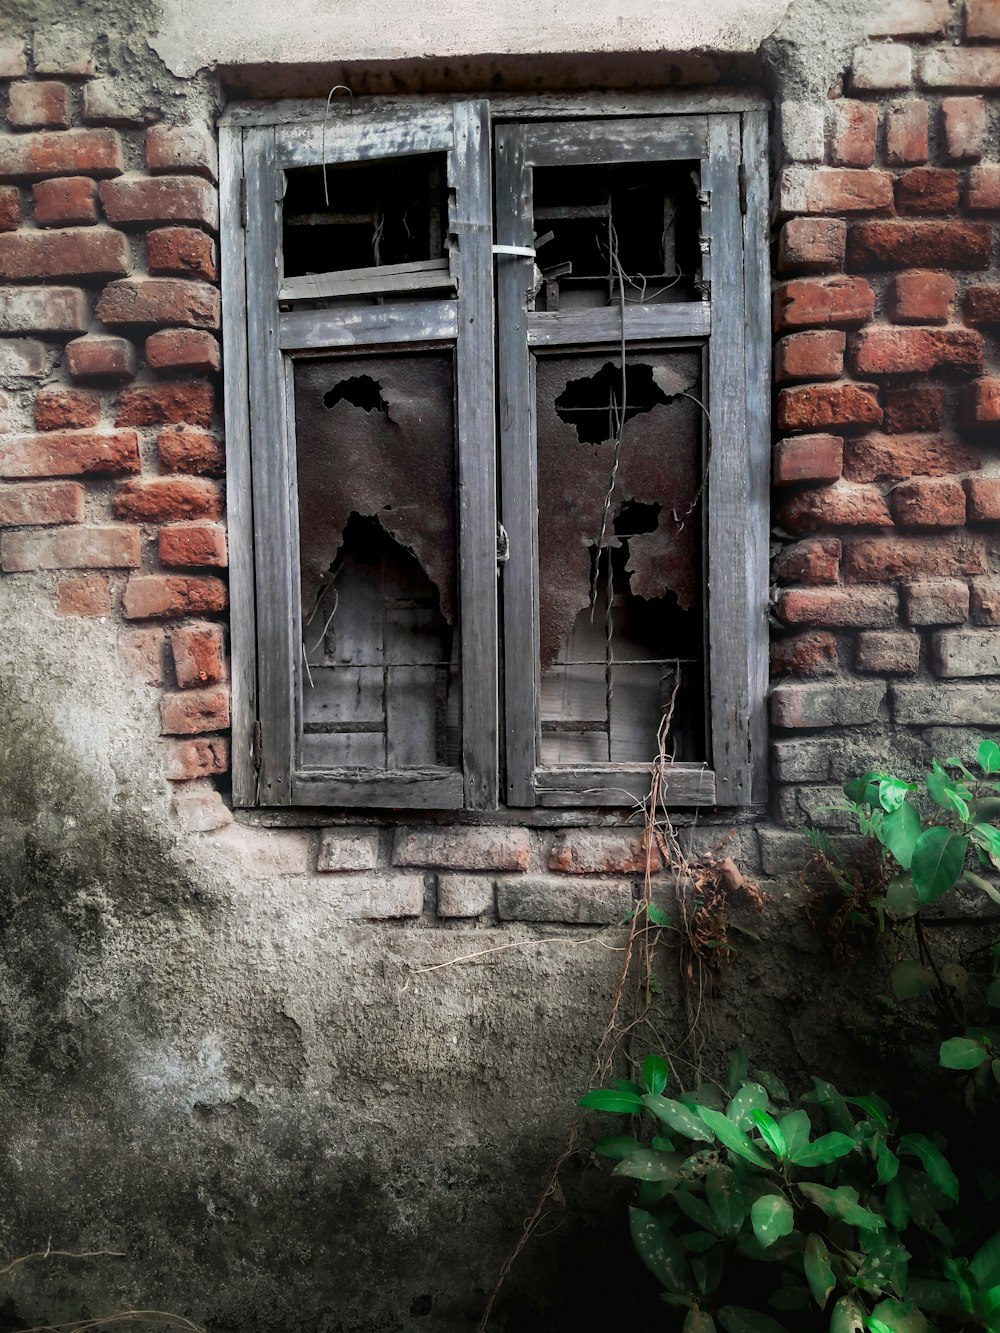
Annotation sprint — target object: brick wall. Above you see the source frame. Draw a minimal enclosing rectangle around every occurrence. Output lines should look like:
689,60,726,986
771,0,1000,831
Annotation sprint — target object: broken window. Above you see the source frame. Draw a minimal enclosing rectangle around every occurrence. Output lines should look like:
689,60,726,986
224,100,768,811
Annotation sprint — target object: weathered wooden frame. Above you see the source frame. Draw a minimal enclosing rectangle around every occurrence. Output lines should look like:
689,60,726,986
225,101,499,809
496,111,768,809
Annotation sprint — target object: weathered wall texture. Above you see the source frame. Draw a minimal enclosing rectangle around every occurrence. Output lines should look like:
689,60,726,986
0,0,998,1327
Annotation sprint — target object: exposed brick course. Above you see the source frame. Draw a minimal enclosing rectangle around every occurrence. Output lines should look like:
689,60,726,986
776,586,898,627
160,685,231,736
843,533,988,582
98,176,218,230
941,97,987,161
112,477,224,523
894,168,959,214
1,524,139,571
851,326,983,377
157,427,224,475
856,631,920,674
773,537,842,585
146,227,217,281
847,220,991,270
0,480,83,527
771,631,838,675
888,271,955,323
902,580,970,625
777,382,883,432
0,129,122,181
97,278,220,330
55,573,110,617
171,622,227,689
146,329,220,375
886,100,929,165
32,177,99,228
158,521,227,568
7,81,70,130
115,381,214,428
777,218,846,273
122,574,227,620
33,388,100,432
0,429,139,477
65,336,136,383
891,477,967,528
773,433,843,484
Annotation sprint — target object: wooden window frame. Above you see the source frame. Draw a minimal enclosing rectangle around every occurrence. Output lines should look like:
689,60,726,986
221,98,768,813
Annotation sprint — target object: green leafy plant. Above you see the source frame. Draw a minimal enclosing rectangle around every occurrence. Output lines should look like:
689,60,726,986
580,1051,1000,1331
824,741,1000,1086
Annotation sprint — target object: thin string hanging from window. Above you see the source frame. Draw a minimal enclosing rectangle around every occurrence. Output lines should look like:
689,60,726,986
321,84,355,208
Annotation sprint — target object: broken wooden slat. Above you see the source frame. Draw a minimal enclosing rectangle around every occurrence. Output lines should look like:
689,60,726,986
275,108,455,168
522,116,709,168
279,300,458,350
534,764,716,807
279,258,456,303
291,769,466,808
526,303,710,347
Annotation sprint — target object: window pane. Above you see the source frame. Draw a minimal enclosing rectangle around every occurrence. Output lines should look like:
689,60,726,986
294,350,460,770
534,349,706,764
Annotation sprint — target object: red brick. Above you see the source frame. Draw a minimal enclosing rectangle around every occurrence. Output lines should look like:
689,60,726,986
843,533,987,582
0,429,139,478
7,81,69,130
778,583,896,623
0,42,27,79
970,579,1000,625
0,186,21,232
158,521,227,568
775,330,845,382
963,475,1000,521
98,176,218,230
0,524,139,571
844,430,977,482
966,0,1000,39
34,388,100,431
163,735,229,781
777,218,846,273
902,579,970,625
393,827,531,870
848,221,991,270
115,381,213,428
941,97,987,161
171,621,227,689
777,483,893,533
963,377,1000,425
773,537,842,585
777,382,883,433
97,278,219,330
65,336,137,384
771,631,838,675
830,102,877,167
157,427,223,476
547,830,660,874
852,326,982,377
81,80,145,130
55,573,111,617
891,477,967,527
920,48,1000,86
0,480,83,526
122,573,227,620
770,680,887,730
146,329,220,376
0,227,129,283
120,626,166,684
160,685,230,736
774,276,874,332
868,0,949,37
894,168,959,215
965,165,1000,211
112,477,223,523
885,100,929,164
856,630,920,674
146,125,217,182
882,387,945,434
851,44,913,90
33,30,95,77
888,271,955,324
773,433,843,484
146,227,217,281
0,129,123,181
964,286,1000,325
777,166,893,215
32,177,99,229
0,286,87,335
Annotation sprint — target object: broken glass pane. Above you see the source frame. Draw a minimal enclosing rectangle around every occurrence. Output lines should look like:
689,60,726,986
294,350,459,770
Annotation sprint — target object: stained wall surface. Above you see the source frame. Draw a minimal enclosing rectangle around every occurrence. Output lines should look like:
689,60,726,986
0,0,999,1327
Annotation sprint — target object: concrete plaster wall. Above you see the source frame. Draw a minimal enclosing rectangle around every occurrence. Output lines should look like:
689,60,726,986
0,0,995,1327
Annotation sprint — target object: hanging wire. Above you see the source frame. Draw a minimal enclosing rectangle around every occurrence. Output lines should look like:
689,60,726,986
321,85,355,207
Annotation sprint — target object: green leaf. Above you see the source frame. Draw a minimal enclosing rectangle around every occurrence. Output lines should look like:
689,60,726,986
987,978,1000,1007
885,1177,909,1231
898,1133,958,1203
878,778,917,813
647,902,671,927
756,1070,790,1102
579,1088,644,1113
718,1306,789,1333
676,1188,723,1236
728,1082,770,1130
693,1246,724,1296
865,1319,893,1333
971,1232,1000,1292
979,740,1000,774
629,1207,693,1294
697,1106,772,1169
939,1036,989,1070
706,1166,749,1237
614,1148,683,1181
830,1295,866,1333
778,1110,813,1158
726,1048,749,1096
874,1138,900,1186
799,1182,886,1231
805,1233,836,1311
683,1312,717,1333
751,1109,787,1158
973,821,1000,868
643,1094,715,1142
881,803,923,871
926,763,972,822
811,1078,855,1134
681,1229,719,1254
845,1095,890,1131
869,1298,930,1333
788,1132,856,1168
643,1053,669,1097
616,1078,644,1095
592,1134,641,1160
911,827,969,903
751,1194,795,1248
844,772,882,807
884,876,921,921
891,960,937,1000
